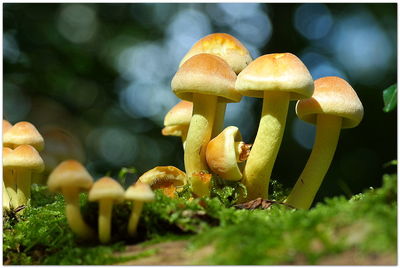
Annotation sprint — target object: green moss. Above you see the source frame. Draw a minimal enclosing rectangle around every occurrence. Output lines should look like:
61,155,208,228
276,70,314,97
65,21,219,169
3,174,396,265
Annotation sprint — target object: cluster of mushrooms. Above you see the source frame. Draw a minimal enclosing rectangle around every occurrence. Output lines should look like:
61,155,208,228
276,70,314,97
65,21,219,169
2,121,45,210
2,32,365,244
162,33,364,209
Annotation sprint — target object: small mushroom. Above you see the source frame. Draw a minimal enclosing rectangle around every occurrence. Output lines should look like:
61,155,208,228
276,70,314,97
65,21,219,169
7,145,44,207
190,171,213,198
3,121,44,151
3,147,18,208
172,53,239,197
206,126,252,181
47,160,95,239
124,181,155,236
236,53,314,201
179,33,252,138
162,101,193,149
88,177,124,244
285,76,364,209
138,166,187,198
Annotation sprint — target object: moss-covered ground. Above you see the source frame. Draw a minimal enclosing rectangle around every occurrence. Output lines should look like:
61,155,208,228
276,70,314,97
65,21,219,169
3,173,397,265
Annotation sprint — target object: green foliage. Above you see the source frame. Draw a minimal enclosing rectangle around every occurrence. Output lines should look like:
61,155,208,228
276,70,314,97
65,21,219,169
190,174,397,265
383,83,397,112
3,174,397,265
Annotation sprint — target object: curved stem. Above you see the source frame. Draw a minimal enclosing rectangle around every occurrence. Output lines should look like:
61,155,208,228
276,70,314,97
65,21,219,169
181,129,188,150
15,168,31,207
212,102,227,138
63,187,95,239
98,200,113,243
184,94,217,196
127,201,143,236
240,91,290,202
4,167,18,208
286,114,342,209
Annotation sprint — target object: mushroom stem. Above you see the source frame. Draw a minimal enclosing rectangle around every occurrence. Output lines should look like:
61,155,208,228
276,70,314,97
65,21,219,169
15,168,31,207
127,201,143,236
286,114,342,209
212,102,227,138
3,181,10,210
62,187,95,239
184,94,217,196
4,168,18,208
98,200,113,243
241,91,290,201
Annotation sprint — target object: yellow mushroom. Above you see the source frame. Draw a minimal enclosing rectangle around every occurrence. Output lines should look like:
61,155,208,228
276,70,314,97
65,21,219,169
286,77,364,209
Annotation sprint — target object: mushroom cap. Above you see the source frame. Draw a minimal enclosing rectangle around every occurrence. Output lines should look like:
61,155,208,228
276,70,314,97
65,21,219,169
172,53,240,103
3,147,13,167
296,76,364,129
138,166,187,187
179,33,252,74
88,177,125,202
3,120,12,134
5,144,44,172
235,53,314,100
162,101,193,137
47,160,93,192
206,126,243,181
3,121,45,151
125,181,155,202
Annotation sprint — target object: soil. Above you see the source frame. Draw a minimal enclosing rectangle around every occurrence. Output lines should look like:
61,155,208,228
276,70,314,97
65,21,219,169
114,240,396,265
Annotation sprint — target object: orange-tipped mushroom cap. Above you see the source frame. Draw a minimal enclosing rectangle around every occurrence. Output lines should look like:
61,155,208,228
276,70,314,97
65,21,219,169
125,181,155,202
236,53,314,100
3,121,44,151
138,166,187,197
3,120,12,134
172,53,240,103
88,177,124,202
6,145,44,172
179,33,252,74
296,76,364,129
206,126,249,181
47,160,93,192
162,101,193,137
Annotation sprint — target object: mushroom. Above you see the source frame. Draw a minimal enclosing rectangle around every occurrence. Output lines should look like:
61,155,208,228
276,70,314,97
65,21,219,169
236,53,314,202
162,101,193,149
88,176,124,244
124,181,155,236
3,147,18,208
206,126,252,181
47,160,95,239
3,181,10,210
171,53,240,196
3,119,12,134
3,121,44,151
285,76,364,209
7,145,44,207
138,166,187,198
179,33,252,138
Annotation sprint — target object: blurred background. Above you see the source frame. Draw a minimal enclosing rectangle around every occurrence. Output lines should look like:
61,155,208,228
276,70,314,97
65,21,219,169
3,3,397,203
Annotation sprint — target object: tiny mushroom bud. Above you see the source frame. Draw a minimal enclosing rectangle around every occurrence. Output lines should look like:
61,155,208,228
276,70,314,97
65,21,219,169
190,171,213,198
162,101,193,149
236,53,314,201
125,181,155,237
3,147,18,208
286,76,364,209
88,177,124,244
7,145,44,207
172,53,239,197
3,121,44,151
48,160,95,239
179,33,252,138
206,126,252,181
138,166,187,198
